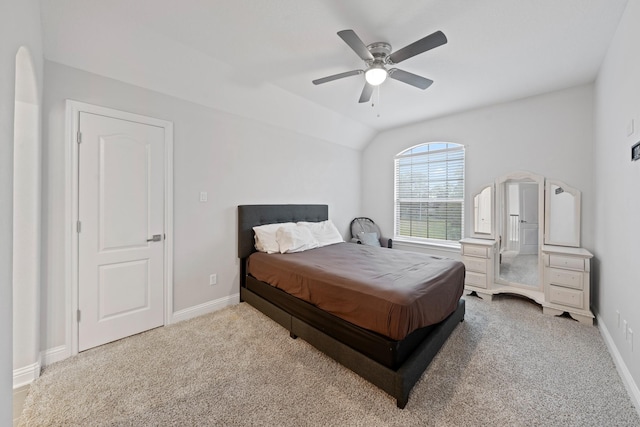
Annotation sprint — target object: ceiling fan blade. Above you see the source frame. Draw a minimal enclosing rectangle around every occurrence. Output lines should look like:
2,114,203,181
388,68,433,90
338,30,374,61
388,31,447,64
359,83,374,103
312,70,362,85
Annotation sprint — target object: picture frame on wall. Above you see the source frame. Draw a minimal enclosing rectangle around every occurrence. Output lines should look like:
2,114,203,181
632,141,640,161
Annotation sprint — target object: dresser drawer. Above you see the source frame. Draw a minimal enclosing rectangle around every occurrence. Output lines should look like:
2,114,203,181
465,271,487,289
463,245,487,258
548,268,583,290
549,255,584,271
548,285,584,309
463,256,487,273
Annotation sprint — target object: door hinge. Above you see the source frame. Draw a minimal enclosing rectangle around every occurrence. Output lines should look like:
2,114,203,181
76,220,81,233
77,309,81,322
76,131,82,144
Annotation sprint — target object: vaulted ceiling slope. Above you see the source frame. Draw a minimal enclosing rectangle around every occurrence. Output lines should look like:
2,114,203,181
40,0,628,150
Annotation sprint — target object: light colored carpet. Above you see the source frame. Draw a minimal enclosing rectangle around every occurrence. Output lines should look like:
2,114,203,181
19,295,640,426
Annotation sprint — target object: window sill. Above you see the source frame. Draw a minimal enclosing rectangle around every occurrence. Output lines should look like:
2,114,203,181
392,237,461,253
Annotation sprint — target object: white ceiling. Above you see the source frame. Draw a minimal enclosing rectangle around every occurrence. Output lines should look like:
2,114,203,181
40,0,628,148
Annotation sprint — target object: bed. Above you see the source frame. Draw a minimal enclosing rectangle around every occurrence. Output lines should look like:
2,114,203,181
238,204,465,408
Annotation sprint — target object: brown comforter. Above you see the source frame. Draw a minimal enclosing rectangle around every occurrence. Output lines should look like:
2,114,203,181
248,242,465,340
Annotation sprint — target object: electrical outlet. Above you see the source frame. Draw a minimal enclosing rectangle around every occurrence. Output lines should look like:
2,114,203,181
209,274,217,286
200,191,208,202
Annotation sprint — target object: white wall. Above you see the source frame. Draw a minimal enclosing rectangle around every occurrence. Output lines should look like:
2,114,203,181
594,0,640,402
41,61,361,353
361,84,595,258
13,85,41,384
0,0,42,421
39,1,375,151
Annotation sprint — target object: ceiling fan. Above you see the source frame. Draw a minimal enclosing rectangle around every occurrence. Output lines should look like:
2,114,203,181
313,29,447,103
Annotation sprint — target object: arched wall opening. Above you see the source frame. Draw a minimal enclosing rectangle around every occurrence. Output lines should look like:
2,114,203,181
13,46,41,387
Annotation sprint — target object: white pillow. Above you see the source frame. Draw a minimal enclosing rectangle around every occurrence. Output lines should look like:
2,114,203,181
253,222,295,254
276,225,320,253
358,231,381,247
297,220,344,247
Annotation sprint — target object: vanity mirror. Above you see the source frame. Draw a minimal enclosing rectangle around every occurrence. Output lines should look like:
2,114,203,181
544,180,581,247
471,185,494,239
495,171,544,290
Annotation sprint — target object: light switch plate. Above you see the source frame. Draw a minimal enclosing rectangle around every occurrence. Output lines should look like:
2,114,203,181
199,191,208,202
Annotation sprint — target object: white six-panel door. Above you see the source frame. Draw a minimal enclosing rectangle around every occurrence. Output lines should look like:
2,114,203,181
78,112,165,351
519,183,539,255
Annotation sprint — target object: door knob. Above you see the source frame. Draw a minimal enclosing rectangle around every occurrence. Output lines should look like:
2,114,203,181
147,234,162,242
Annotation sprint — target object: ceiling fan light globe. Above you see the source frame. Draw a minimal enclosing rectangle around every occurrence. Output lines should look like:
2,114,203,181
365,68,387,86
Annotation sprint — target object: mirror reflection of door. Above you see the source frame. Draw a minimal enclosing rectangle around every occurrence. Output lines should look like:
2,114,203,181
474,187,492,235
519,183,538,255
499,179,539,287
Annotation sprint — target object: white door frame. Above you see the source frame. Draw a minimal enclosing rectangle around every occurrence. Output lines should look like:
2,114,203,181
65,100,174,356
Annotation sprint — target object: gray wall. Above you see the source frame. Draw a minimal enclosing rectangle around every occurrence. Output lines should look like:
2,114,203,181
361,84,595,253
41,61,361,352
594,0,640,395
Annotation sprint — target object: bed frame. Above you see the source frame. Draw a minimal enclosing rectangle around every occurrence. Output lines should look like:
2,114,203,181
238,204,465,408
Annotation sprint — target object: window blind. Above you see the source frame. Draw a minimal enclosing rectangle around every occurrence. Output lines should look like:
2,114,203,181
394,143,465,243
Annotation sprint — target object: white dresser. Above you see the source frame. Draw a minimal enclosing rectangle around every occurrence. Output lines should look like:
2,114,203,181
460,238,496,300
541,245,594,324
462,175,594,325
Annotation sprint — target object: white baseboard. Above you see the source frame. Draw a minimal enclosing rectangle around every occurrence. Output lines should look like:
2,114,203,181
597,312,640,416
13,360,40,389
170,293,240,324
41,345,70,367
35,295,239,373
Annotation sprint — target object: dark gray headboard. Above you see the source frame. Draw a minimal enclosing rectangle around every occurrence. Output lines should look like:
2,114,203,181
237,204,329,259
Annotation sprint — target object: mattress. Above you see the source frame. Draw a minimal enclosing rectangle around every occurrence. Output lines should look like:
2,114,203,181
247,242,465,340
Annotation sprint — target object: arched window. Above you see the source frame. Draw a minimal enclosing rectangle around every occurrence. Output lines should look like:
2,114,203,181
394,142,465,245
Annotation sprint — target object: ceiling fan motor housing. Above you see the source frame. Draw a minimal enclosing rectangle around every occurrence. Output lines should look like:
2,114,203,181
367,42,392,65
